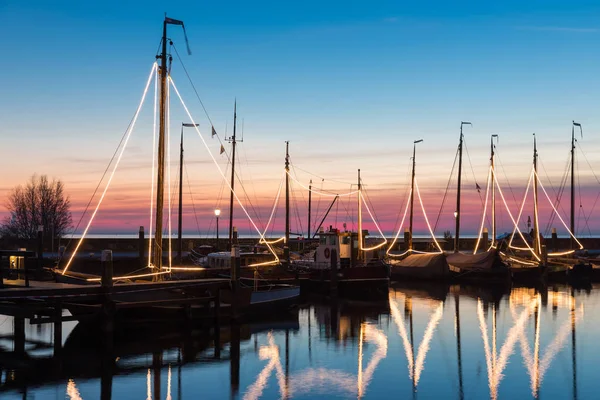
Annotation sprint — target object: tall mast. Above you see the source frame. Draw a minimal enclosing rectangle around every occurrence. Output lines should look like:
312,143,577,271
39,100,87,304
533,134,541,257
454,121,471,253
571,121,582,250
307,179,312,239
177,123,198,264
409,140,422,251
284,141,290,265
152,16,189,275
491,135,498,247
177,125,184,264
357,169,362,261
228,100,237,250
153,18,169,273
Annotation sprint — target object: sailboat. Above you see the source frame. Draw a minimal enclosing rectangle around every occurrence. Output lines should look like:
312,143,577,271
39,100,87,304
299,167,390,299
446,127,510,283
386,139,450,280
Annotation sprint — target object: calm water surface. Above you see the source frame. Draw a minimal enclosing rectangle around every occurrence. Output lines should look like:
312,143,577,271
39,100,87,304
1,283,598,399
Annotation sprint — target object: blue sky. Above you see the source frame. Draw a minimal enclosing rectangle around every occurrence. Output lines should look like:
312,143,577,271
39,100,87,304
1,0,600,236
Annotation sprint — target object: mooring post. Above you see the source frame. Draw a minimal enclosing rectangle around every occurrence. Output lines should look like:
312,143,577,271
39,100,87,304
230,227,240,319
551,228,558,252
404,228,411,251
542,245,548,267
330,249,338,297
101,250,113,290
482,228,489,249
138,226,145,268
101,250,114,341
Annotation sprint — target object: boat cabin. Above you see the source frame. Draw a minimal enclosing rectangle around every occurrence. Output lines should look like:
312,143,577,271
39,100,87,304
314,227,360,268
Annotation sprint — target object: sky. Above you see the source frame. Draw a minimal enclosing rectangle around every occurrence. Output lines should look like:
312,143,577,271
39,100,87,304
2,0,600,238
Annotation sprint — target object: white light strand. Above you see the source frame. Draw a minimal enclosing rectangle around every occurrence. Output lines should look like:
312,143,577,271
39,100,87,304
62,63,158,274
258,171,286,244
360,193,388,251
386,188,412,256
473,166,492,254
169,77,280,261
414,178,443,253
508,168,533,250
534,170,584,250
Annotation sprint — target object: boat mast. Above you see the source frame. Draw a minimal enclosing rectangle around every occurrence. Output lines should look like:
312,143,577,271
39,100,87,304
177,125,184,264
491,135,498,248
571,121,582,250
307,179,312,239
153,18,169,274
284,141,290,265
228,100,237,251
409,140,422,251
533,134,541,258
357,169,362,261
177,123,198,264
455,121,471,253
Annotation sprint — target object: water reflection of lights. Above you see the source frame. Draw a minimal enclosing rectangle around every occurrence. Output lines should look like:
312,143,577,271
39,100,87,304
147,369,152,400
67,379,83,400
245,324,387,399
166,364,172,400
389,293,444,388
510,294,583,398
478,298,537,400
244,332,287,400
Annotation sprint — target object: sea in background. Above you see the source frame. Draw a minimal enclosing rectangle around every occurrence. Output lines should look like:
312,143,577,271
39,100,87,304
0,283,596,399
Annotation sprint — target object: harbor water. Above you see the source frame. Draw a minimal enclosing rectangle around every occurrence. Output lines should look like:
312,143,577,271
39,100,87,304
0,283,596,399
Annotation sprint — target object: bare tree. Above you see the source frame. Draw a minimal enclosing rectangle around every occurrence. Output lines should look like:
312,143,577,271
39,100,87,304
1,175,72,239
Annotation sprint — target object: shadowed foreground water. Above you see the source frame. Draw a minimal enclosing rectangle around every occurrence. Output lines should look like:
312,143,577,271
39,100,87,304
0,283,597,399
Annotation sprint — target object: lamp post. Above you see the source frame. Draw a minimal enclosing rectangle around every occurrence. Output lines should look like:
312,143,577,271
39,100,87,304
215,208,221,250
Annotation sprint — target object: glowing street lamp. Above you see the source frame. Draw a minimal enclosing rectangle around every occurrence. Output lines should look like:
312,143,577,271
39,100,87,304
215,208,221,250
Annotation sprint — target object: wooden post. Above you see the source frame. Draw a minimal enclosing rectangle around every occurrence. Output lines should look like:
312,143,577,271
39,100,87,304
138,226,145,268
404,228,411,251
482,228,489,250
551,228,558,252
101,250,113,290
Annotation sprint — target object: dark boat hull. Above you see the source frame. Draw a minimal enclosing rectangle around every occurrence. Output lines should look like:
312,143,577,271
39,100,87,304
304,265,389,300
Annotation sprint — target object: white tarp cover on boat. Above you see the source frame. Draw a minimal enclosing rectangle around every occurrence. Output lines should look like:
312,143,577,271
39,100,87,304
446,250,496,271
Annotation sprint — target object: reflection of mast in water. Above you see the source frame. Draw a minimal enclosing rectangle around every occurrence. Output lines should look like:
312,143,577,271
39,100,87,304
389,293,444,392
243,332,288,400
571,289,577,400
509,290,583,399
478,297,538,400
231,323,241,399
454,295,464,400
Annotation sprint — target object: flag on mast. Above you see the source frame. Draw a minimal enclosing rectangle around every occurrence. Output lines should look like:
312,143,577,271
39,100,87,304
212,126,217,138
220,145,225,154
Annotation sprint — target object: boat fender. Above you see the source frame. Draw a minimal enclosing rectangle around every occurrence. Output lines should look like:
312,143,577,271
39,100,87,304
324,248,330,259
